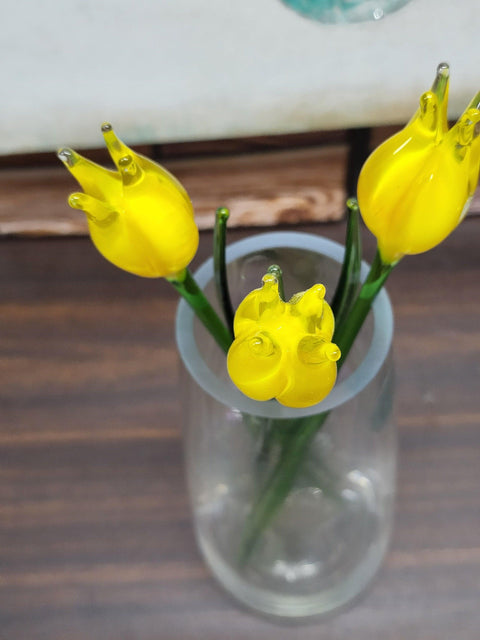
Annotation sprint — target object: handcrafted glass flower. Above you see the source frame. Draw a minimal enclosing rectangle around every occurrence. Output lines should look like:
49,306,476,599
358,63,480,265
227,273,340,408
58,124,199,278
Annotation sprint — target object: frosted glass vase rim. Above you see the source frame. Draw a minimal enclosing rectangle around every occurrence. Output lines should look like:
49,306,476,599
176,231,393,419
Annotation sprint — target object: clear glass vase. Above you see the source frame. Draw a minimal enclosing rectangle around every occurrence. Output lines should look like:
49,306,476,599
280,0,413,23
176,232,396,619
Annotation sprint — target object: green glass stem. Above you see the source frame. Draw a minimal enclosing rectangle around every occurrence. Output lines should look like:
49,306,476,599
334,249,394,363
169,269,233,354
213,207,234,333
331,198,362,329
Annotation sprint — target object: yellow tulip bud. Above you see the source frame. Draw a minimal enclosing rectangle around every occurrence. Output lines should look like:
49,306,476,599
227,274,340,409
58,124,199,278
358,63,480,265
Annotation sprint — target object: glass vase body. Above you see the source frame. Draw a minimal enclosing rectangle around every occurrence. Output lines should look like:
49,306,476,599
281,0,413,23
176,232,396,619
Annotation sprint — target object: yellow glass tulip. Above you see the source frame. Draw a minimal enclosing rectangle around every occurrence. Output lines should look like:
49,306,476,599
358,63,480,265
227,273,340,409
58,124,199,278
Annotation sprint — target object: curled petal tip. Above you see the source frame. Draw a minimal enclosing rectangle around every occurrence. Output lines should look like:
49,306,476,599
101,123,133,170
249,333,275,358
312,284,326,300
325,343,341,362
431,62,450,116
436,61,450,77
57,148,76,167
119,154,137,173
297,336,340,366
292,284,326,317
457,109,480,145
259,274,280,304
261,273,278,287
68,192,84,209
117,154,143,186
67,192,117,226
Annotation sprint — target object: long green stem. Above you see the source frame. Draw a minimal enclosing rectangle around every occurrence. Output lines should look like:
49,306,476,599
239,412,328,564
334,249,394,362
213,207,234,333
331,198,362,329
168,269,233,354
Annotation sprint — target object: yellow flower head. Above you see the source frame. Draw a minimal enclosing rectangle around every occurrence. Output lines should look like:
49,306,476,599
358,63,480,265
227,274,341,409
58,124,199,278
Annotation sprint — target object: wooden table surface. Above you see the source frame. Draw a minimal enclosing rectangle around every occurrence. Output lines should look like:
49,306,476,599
1,218,479,640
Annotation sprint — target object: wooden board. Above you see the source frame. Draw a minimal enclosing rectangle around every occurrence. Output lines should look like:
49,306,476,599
1,219,479,639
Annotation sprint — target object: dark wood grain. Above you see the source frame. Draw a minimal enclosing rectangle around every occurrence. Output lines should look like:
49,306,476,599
1,216,479,640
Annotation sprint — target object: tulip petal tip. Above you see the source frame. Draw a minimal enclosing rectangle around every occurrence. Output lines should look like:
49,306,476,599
57,148,75,167
68,193,83,209
437,61,450,76
325,343,341,362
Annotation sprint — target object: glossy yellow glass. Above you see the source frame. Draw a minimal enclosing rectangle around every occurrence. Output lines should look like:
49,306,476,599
358,64,480,265
227,273,340,408
58,124,199,278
